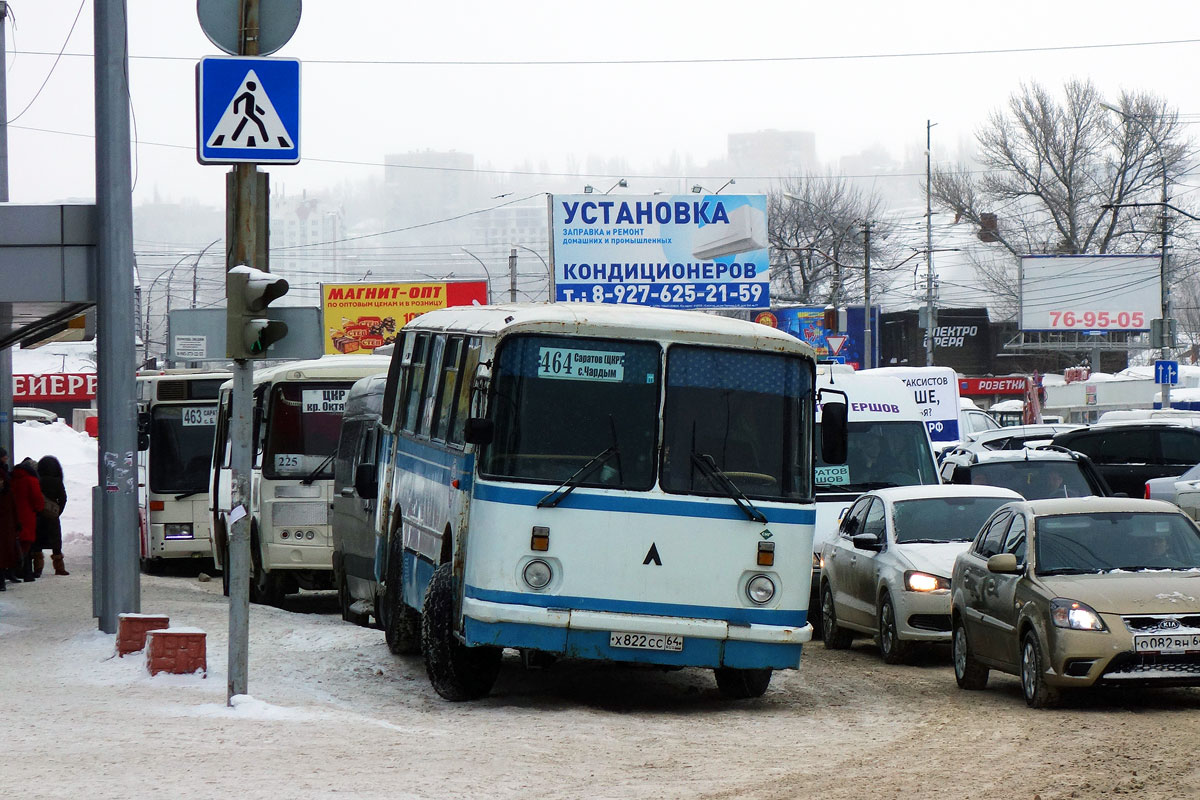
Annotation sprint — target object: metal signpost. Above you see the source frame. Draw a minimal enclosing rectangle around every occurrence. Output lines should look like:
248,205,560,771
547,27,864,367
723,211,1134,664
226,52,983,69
196,0,300,705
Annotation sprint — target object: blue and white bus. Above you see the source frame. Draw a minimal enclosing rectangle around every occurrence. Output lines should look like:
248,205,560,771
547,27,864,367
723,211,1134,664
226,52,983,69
362,303,844,700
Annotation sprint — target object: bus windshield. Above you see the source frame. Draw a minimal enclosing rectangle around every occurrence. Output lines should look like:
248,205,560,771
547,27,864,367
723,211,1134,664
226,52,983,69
262,382,352,480
149,404,217,494
480,335,661,488
814,420,938,492
661,345,810,501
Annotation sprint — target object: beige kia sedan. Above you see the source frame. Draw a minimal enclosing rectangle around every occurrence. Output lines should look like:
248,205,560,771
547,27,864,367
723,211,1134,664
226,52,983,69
950,497,1200,707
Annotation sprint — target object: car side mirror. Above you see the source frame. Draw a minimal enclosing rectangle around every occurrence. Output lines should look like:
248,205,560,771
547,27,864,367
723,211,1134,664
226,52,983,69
852,533,883,551
464,417,494,446
986,553,1021,574
819,388,848,465
354,463,377,500
136,411,151,451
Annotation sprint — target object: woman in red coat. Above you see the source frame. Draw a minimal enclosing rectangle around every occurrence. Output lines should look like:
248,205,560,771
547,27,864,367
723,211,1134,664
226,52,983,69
10,457,44,582
0,452,20,590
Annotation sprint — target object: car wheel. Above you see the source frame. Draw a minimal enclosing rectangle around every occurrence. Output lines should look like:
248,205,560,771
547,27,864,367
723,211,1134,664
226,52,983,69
250,530,285,608
952,617,988,690
421,562,501,701
1021,630,1060,709
383,534,421,655
335,551,369,627
714,667,772,699
821,582,853,649
877,594,909,664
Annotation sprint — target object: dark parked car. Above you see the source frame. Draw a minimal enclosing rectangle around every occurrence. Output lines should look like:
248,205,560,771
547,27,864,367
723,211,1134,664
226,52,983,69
939,446,1113,499
331,373,387,628
1053,422,1200,498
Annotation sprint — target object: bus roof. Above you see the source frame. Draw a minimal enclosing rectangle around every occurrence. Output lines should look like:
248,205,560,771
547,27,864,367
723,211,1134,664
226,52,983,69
136,368,232,382
403,302,815,356
219,355,391,390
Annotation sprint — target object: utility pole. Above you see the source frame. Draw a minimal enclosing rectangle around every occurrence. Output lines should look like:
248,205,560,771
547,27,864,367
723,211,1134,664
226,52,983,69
862,221,873,370
227,0,262,703
925,119,937,367
508,247,517,303
94,0,140,632
0,1,12,461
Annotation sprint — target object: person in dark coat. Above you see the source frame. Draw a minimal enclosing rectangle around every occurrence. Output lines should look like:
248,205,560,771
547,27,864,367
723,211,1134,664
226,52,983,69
35,454,68,576
0,449,20,590
10,457,44,582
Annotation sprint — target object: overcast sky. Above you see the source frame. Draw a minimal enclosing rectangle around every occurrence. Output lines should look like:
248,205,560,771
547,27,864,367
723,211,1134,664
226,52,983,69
5,0,1198,209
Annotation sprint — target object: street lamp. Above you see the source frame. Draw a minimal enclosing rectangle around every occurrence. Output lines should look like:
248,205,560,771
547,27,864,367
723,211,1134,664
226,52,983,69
460,248,492,303
691,179,736,194
584,179,627,194
511,243,553,302
1101,100,1172,409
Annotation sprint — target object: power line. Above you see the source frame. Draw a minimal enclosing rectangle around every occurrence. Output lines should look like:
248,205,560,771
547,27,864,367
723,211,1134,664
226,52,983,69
11,37,1200,66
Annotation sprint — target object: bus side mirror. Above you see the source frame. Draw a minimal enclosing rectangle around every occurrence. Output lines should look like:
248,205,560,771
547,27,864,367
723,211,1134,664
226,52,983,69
464,418,494,445
354,463,378,500
137,411,151,451
819,390,848,465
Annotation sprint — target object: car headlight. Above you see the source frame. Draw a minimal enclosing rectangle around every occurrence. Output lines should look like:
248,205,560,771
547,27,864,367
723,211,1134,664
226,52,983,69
746,574,776,605
522,559,553,590
904,571,950,592
1050,598,1107,631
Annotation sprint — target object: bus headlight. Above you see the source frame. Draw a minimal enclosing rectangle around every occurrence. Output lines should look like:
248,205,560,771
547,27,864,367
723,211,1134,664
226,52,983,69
746,574,776,605
522,559,553,590
164,523,194,540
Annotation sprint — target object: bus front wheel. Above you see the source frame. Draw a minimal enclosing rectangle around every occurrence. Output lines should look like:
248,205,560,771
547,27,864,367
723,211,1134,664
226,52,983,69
250,532,285,607
421,562,501,701
714,667,772,699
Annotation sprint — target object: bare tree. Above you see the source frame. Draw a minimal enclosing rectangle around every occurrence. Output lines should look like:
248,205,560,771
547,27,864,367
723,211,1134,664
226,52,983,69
768,175,901,306
930,79,1193,317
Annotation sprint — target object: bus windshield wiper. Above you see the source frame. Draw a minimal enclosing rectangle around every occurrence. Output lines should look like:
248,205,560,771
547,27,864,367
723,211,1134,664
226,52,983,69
536,446,619,508
301,452,336,485
174,490,203,501
691,451,768,524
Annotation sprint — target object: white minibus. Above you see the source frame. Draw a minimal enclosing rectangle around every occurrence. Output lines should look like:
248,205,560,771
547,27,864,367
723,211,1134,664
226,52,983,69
209,354,391,604
137,369,231,571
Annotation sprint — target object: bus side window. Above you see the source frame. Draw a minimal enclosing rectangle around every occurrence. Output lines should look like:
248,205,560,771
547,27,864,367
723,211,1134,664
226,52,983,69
402,333,429,434
449,338,481,447
419,336,447,439
380,331,406,431
431,336,464,443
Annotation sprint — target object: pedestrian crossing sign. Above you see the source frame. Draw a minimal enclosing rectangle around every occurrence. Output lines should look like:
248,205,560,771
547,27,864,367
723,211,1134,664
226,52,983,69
197,56,300,164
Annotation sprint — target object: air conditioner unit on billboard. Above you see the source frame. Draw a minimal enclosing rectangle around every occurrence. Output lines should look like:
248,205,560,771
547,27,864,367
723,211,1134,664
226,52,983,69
691,205,767,260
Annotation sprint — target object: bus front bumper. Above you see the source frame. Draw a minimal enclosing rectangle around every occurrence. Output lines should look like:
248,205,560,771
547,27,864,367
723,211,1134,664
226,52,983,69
461,597,811,670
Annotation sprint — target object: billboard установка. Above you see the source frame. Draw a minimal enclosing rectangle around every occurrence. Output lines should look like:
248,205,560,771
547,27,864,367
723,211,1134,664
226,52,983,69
552,194,769,310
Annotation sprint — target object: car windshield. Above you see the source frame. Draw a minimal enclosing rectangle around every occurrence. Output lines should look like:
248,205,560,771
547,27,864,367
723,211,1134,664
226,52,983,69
891,496,1014,544
262,382,354,480
661,345,810,500
815,421,939,492
1035,512,1200,574
479,335,660,489
148,404,217,493
969,459,1093,499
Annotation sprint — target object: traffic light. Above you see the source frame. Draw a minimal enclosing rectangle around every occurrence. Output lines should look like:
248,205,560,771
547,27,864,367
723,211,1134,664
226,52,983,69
226,264,289,359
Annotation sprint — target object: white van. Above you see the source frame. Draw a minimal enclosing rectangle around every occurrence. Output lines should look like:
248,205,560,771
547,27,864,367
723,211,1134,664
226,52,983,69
865,366,999,454
813,366,941,604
